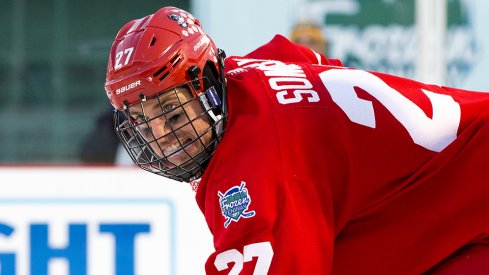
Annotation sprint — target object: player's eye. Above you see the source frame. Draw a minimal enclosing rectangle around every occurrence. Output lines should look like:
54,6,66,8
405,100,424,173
162,103,185,126
163,103,177,113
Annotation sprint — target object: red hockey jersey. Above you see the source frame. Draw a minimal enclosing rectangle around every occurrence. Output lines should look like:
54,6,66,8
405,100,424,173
195,35,489,274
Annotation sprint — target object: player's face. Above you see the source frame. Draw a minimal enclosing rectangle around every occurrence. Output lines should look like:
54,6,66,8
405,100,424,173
128,87,213,167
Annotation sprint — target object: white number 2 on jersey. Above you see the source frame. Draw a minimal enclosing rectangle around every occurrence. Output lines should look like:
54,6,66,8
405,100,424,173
214,242,274,275
319,69,461,152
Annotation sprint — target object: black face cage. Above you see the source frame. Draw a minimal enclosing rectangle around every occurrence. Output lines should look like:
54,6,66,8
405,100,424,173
114,77,226,182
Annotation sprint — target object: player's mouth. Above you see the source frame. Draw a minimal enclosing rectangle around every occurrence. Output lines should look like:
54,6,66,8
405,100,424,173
163,137,197,159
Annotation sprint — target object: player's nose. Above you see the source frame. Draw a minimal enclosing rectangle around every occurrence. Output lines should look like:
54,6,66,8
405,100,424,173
150,119,172,139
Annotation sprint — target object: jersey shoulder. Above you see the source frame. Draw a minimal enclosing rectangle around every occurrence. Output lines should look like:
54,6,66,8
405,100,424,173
225,34,343,70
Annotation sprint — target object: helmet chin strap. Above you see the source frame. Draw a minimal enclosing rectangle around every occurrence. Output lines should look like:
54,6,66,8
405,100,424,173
215,48,227,139
191,48,228,140
198,98,224,144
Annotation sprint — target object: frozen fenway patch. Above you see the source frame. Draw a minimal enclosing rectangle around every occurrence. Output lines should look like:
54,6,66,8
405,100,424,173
218,181,256,228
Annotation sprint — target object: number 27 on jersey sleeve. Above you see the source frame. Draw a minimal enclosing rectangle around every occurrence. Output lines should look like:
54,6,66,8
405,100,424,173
214,242,274,275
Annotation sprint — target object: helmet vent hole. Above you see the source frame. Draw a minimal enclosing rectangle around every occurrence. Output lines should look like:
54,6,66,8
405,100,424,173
159,71,170,81
153,66,167,77
171,54,182,67
150,36,157,47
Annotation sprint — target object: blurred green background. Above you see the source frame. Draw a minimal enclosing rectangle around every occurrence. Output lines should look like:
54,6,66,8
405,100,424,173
0,0,189,164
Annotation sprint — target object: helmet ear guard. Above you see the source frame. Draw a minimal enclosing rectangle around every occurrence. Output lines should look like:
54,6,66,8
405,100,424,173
188,50,227,142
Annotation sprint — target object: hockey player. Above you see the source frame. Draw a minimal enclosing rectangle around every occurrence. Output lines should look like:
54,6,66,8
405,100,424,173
104,6,489,274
